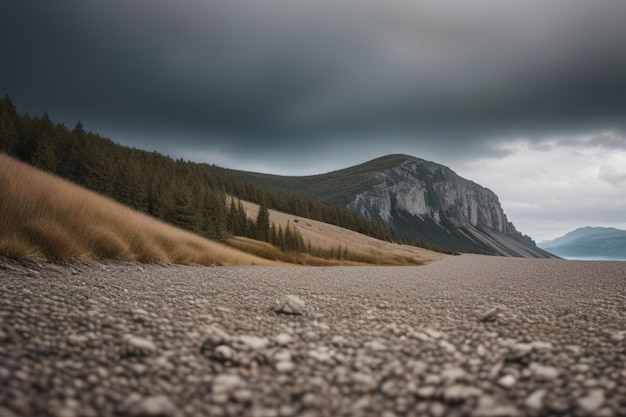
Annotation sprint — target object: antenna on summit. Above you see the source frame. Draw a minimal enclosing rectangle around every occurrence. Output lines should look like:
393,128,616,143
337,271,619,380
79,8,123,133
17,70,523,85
388,128,393,155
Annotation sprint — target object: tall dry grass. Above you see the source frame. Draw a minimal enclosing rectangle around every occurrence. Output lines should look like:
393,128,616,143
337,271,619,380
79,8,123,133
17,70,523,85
0,154,276,265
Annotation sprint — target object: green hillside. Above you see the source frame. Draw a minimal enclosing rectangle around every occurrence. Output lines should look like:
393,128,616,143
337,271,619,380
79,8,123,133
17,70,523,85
229,154,413,206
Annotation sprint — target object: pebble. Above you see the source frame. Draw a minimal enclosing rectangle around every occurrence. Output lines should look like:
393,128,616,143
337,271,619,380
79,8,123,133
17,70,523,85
525,389,547,410
124,394,178,417
239,335,269,350
212,374,244,394
578,389,605,413
122,334,157,356
497,374,516,389
275,361,295,373
274,295,306,315
442,367,467,382
478,307,500,322
275,333,293,345
529,363,560,380
443,385,482,402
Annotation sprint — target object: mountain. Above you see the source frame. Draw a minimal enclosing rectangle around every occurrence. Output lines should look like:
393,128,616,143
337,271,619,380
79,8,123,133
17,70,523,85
539,227,626,260
234,154,553,258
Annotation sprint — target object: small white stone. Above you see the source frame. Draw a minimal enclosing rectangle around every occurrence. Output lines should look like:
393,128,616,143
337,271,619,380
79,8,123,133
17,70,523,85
530,363,559,380
530,341,553,351
578,389,605,413
275,361,295,373
442,367,467,382
308,347,333,362
443,385,482,402
213,374,243,394
275,333,292,345
239,335,269,350
498,374,516,389
123,334,157,355
274,295,306,315
424,328,444,339
134,395,177,417
525,389,547,411
364,340,387,351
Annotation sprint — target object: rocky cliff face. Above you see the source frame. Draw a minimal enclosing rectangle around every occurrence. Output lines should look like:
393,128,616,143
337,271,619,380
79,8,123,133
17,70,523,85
346,156,550,257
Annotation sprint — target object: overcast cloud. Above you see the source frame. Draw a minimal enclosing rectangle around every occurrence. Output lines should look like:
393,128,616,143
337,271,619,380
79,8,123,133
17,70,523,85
2,1,626,241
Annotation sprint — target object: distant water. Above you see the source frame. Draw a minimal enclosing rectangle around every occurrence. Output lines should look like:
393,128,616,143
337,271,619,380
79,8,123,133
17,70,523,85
563,256,626,261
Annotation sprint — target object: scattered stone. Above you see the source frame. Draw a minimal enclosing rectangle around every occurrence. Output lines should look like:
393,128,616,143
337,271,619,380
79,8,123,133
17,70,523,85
530,363,560,380
610,330,626,342
212,345,235,363
473,396,520,417
274,295,306,315
275,333,293,345
122,334,157,356
424,328,444,339
67,334,89,346
239,335,269,350
308,346,333,362
578,389,605,413
530,341,552,351
478,307,500,322
441,367,467,383
275,361,295,373
351,373,378,392
443,385,482,402
123,394,178,417
498,374,516,389
506,343,532,361
430,402,446,417
472,405,521,417
364,340,387,351
212,374,244,394
416,386,437,398
525,389,547,411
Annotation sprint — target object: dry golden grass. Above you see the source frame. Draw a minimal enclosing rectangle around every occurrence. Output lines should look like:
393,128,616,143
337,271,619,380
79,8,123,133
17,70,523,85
239,200,442,265
0,154,277,266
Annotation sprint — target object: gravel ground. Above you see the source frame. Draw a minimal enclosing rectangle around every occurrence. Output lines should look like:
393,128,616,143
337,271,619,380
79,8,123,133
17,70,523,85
1,255,625,417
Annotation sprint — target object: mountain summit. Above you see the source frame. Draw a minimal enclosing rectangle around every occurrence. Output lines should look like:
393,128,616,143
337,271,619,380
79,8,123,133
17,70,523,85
241,154,553,257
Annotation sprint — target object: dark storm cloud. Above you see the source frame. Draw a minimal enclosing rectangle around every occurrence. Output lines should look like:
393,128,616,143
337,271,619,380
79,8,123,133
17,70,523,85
2,0,626,162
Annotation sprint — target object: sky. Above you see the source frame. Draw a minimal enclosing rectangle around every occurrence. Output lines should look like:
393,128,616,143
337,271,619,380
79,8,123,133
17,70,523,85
2,1,626,242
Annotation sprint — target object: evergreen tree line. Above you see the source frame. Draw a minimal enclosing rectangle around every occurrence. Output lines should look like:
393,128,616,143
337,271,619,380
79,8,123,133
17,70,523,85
0,96,402,251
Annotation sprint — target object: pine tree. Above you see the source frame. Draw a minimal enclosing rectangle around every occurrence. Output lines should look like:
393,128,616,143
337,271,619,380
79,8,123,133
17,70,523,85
256,202,270,242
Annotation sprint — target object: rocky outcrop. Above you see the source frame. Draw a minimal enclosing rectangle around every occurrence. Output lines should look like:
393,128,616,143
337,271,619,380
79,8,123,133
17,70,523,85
346,156,551,257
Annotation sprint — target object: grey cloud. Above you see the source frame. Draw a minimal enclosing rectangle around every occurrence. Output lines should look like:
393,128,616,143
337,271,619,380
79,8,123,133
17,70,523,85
2,0,626,162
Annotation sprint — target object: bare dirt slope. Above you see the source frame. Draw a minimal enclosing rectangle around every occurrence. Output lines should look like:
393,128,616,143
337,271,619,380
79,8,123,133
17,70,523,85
1,256,625,417
239,200,441,264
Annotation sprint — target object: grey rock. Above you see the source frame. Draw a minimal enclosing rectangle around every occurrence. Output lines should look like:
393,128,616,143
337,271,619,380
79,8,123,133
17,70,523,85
212,374,244,394
530,363,560,380
443,385,482,402
578,389,605,413
124,394,178,417
274,295,306,315
239,335,269,350
478,307,500,323
525,389,547,411
122,335,157,356
497,374,516,389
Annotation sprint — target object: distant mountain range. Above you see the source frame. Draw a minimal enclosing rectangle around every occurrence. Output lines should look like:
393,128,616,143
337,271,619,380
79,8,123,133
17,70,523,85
234,154,553,258
539,227,626,260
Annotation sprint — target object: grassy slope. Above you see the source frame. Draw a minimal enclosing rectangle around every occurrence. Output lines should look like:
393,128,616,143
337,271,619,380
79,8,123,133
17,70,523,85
231,154,414,205
0,154,277,266
238,200,441,266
